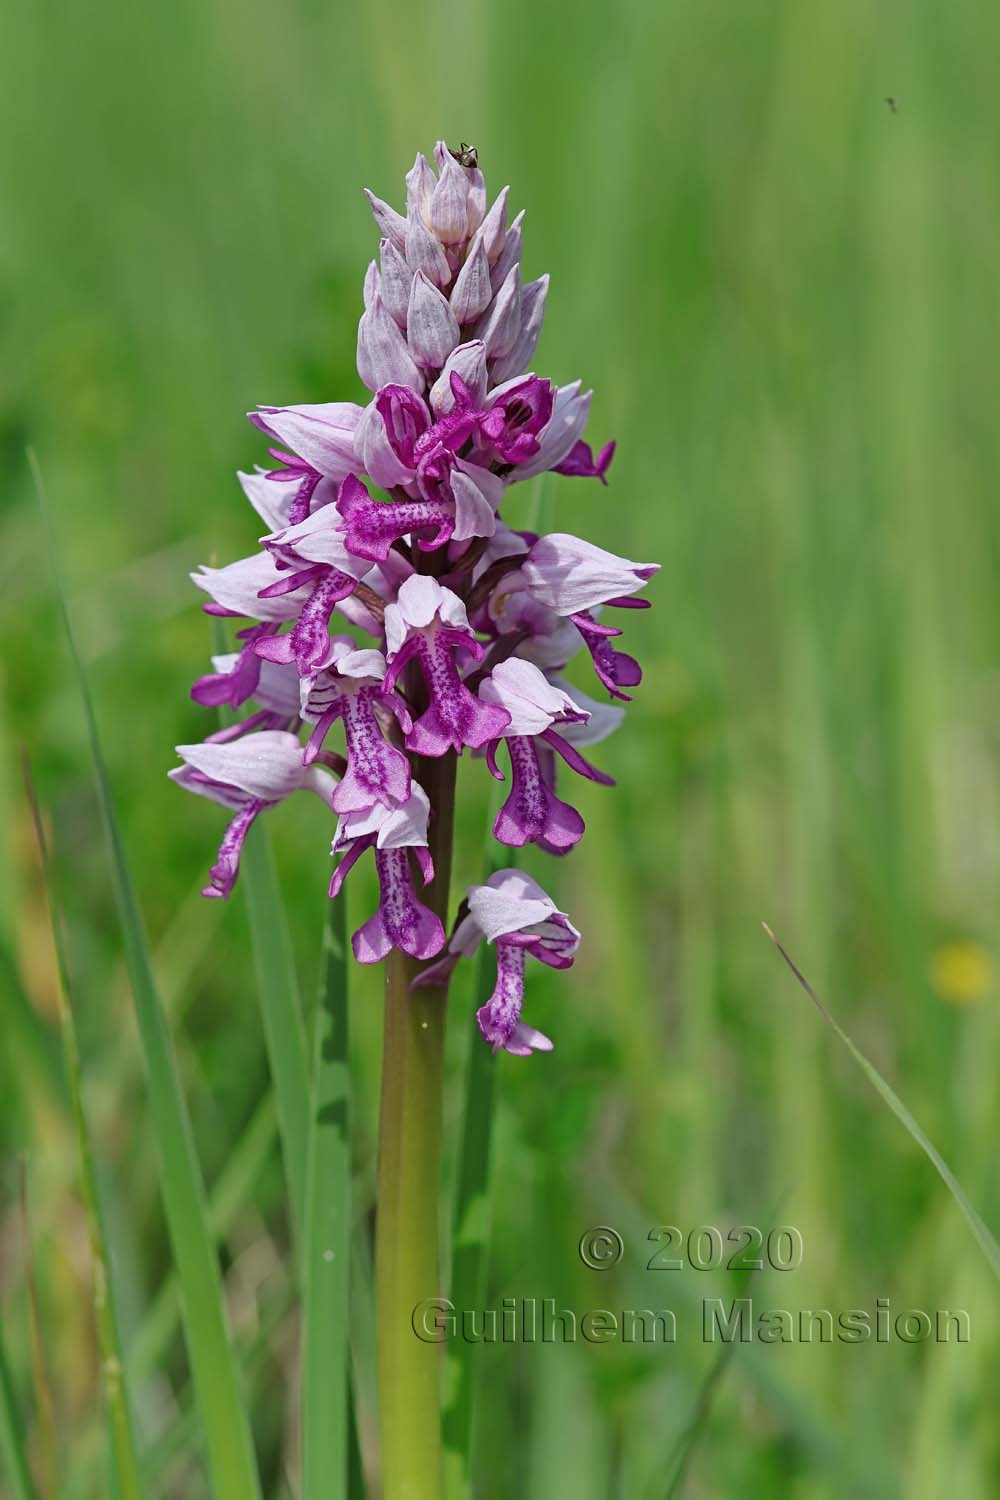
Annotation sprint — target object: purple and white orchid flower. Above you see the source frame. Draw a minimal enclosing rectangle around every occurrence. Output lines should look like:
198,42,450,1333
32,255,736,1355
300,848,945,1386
299,638,411,813
247,402,364,525
478,658,596,851
329,785,445,963
203,654,302,742
490,534,659,700
383,575,511,755
253,505,372,673
415,869,580,1055
170,731,337,899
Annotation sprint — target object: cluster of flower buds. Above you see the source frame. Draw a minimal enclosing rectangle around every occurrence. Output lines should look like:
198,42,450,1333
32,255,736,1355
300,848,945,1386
173,143,658,1055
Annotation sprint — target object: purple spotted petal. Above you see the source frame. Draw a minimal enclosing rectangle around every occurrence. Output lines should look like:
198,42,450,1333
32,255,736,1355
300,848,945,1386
492,736,584,851
570,611,643,700
254,570,359,673
352,848,445,963
333,689,412,813
201,799,267,899
404,628,510,755
476,942,552,1055
337,477,456,563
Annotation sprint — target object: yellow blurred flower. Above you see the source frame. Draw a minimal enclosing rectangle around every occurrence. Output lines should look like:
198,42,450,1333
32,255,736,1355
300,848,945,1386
930,942,994,1005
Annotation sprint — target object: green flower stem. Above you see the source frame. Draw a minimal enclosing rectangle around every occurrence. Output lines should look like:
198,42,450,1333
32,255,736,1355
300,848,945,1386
375,747,456,1500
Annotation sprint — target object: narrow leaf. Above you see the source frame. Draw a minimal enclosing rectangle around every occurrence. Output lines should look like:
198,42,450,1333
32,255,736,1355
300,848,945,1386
764,923,1000,1281
210,617,311,1258
0,1319,36,1500
32,449,262,1500
656,1252,766,1498
442,958,498,1499
0,941,62,1110
141,1279,294,1488
128,1091,278,1382
22,755,142,1500
346,1370,366,1498
241,823,311,1250
19,1166,57,1497
301,893,351,1495
443,822,505,1498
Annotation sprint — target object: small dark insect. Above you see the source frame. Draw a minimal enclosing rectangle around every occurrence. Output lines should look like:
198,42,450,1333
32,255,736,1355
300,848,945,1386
449,141,479,169
885,96,899,113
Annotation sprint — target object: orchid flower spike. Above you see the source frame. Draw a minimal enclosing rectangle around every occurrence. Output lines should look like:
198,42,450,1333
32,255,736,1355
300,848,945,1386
174,141,659,1028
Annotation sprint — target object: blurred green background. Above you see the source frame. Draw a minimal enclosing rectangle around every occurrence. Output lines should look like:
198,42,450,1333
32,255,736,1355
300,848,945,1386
3,0,1000,1493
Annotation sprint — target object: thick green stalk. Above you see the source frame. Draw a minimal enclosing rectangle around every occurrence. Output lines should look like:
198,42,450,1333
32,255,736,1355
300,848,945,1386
375,748,456,1500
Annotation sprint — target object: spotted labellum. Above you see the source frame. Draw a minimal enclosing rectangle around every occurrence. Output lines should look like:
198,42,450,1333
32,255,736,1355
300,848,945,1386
173,141,658,1056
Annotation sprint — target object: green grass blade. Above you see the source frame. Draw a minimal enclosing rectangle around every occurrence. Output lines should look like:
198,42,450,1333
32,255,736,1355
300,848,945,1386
19,1167,57,1498
765,924,1000,1281
660,1330,738,1499
443,822,506,1498
527,471,555,535
21,756,142,1500
128,1090,278,1381
241,822,311,1251
655,1252,766,1499
32,450,262,1500
348,1212,376,1479
606,1193,896,1496
210,617,311,1257
346,1370,366,1498
301,892,351,1495
0,941,62,1112
442,952,499,1499
0,1320,37,1500
140,1279,294,1489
